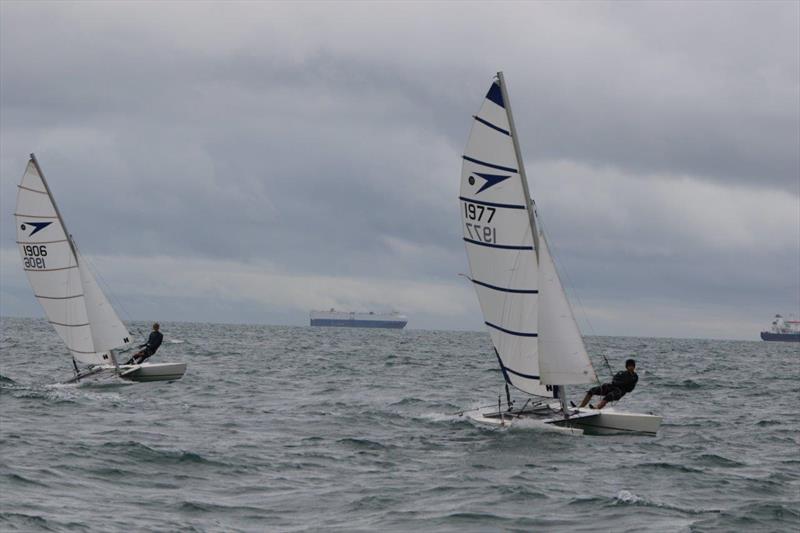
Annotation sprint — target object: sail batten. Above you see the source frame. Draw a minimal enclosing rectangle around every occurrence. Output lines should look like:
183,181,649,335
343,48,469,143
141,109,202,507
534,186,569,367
16,155,132,367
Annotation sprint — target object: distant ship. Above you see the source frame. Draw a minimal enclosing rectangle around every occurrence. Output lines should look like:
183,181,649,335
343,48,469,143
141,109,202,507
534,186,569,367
309,309,408,329
761,314,800,342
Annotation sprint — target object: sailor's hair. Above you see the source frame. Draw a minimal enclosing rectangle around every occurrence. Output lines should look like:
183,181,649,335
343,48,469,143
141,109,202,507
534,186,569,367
625,358,636,367
153,323,160,329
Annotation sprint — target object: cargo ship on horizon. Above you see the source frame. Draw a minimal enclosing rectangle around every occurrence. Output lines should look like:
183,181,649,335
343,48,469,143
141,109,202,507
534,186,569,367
310,309,408,329
761,314,800,342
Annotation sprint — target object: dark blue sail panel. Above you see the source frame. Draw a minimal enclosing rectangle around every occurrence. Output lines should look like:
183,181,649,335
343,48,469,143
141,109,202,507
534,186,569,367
486,82,504,108
474,172,512,193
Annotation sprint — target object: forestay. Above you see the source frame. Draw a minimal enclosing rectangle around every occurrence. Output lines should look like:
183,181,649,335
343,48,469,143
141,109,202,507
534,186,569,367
460,75,597,397
15,156,132,367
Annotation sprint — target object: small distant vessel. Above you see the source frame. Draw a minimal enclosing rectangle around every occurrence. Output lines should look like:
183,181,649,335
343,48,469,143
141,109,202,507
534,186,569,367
309,309,408,329
15,154,187,383
761,315,800,342
457,73,660,435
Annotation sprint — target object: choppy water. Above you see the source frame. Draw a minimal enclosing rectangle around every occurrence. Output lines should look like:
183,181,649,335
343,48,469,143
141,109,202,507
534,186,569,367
1,316,798,532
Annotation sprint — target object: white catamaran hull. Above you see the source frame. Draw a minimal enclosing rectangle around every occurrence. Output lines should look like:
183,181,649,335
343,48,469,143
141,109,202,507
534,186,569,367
466,404,661,436
65,362,187,384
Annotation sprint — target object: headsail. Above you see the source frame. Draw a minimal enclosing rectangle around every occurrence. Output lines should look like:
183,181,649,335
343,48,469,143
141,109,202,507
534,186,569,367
461,74,597,396
15,155,131,367
537,234,597,385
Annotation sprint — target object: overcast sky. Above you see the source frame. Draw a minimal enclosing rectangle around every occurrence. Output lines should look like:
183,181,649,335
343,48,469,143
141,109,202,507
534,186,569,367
1,1,798,340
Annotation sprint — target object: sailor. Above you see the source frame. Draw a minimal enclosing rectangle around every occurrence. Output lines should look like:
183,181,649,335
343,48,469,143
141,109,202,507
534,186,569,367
578,359,638,410
125,323,163,365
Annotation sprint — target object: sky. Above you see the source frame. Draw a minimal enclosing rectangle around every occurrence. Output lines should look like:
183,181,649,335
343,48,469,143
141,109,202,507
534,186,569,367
1,1,798,340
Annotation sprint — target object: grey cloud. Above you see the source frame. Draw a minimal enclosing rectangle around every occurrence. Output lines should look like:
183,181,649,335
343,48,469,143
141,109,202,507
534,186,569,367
1,1,797,338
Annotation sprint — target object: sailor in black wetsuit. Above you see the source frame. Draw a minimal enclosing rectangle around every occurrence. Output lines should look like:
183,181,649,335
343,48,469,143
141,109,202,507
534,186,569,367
126,323,163,365
579,359,638,410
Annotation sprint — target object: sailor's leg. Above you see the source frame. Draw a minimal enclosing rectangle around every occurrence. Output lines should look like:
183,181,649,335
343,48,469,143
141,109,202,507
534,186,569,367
578,392,593,408
596,399,608,409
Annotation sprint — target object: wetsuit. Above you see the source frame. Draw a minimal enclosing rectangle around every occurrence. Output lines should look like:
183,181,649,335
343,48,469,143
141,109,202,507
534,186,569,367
128,331,163,364
588,370,638,402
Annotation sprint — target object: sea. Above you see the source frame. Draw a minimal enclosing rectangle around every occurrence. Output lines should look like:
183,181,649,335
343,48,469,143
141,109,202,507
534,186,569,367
1,316,798,532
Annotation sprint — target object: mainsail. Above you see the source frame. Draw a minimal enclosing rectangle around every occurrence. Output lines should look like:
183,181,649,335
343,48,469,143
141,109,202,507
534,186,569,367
460,74,596,396
15,155,131,367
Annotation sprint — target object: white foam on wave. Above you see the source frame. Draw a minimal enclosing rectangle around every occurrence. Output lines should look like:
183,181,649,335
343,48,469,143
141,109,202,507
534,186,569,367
615,489,642,504
418,411,463,423
42,383,126,403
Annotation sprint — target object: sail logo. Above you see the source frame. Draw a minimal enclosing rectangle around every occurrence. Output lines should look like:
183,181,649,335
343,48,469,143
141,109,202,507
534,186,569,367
20,221,53,236
469,172,511,194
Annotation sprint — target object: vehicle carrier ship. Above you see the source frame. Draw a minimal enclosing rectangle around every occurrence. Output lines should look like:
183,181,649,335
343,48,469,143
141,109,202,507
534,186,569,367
309,309,408,329
761,314,800,342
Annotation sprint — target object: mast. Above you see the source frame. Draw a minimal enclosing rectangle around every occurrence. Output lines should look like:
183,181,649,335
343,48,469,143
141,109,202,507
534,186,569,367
496,73,570,416
495,72,541,262
29,153,79,258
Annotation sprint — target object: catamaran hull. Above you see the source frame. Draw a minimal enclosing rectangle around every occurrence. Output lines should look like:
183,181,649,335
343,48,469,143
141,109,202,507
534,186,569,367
466,405,661,436
119,362,187,382
548,408,662,436
64,362,187,383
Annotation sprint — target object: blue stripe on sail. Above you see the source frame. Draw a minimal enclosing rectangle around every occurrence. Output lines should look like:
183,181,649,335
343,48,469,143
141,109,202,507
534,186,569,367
462,155,517,174
494,348,512,385
485,321,538,337
463,237,533,250
495,349,540,381
472,279,538,294
459,196,526,209
486,82,504,108
473,115,510,136
505,367,541,380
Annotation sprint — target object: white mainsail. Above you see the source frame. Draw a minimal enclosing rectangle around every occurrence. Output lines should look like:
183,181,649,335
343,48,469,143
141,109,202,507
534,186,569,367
460,74,596,396
15,155,131,367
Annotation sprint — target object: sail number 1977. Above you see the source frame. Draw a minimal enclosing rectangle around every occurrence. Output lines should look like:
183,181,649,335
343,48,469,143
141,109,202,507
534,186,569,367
22,244,47,269
464,201,497,244
464,202,495,223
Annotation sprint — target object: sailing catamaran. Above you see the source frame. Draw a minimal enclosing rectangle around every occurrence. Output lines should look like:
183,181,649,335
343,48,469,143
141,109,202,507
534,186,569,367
459,73,660,435
15,154,186,383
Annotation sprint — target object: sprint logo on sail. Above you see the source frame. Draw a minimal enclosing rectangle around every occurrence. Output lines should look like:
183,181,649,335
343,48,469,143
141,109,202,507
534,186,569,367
468,172,511,194
20,221,53,236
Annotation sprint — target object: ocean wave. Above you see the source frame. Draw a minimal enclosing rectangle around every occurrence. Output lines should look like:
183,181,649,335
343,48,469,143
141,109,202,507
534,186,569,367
1,472,49,488
97,441,222,466
0,512,56,532
695,453,746,468
637,462,704,474
336,437,394,451
689,501,800,530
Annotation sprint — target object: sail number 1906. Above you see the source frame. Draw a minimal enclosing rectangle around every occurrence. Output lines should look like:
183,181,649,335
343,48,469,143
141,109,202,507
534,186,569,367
22,244,47,269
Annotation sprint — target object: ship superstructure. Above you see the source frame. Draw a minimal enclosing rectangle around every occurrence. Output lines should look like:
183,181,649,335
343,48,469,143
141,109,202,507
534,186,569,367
761,314,800,342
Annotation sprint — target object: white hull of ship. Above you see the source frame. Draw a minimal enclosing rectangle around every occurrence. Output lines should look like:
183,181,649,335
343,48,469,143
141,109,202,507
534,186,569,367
466,403,661,436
